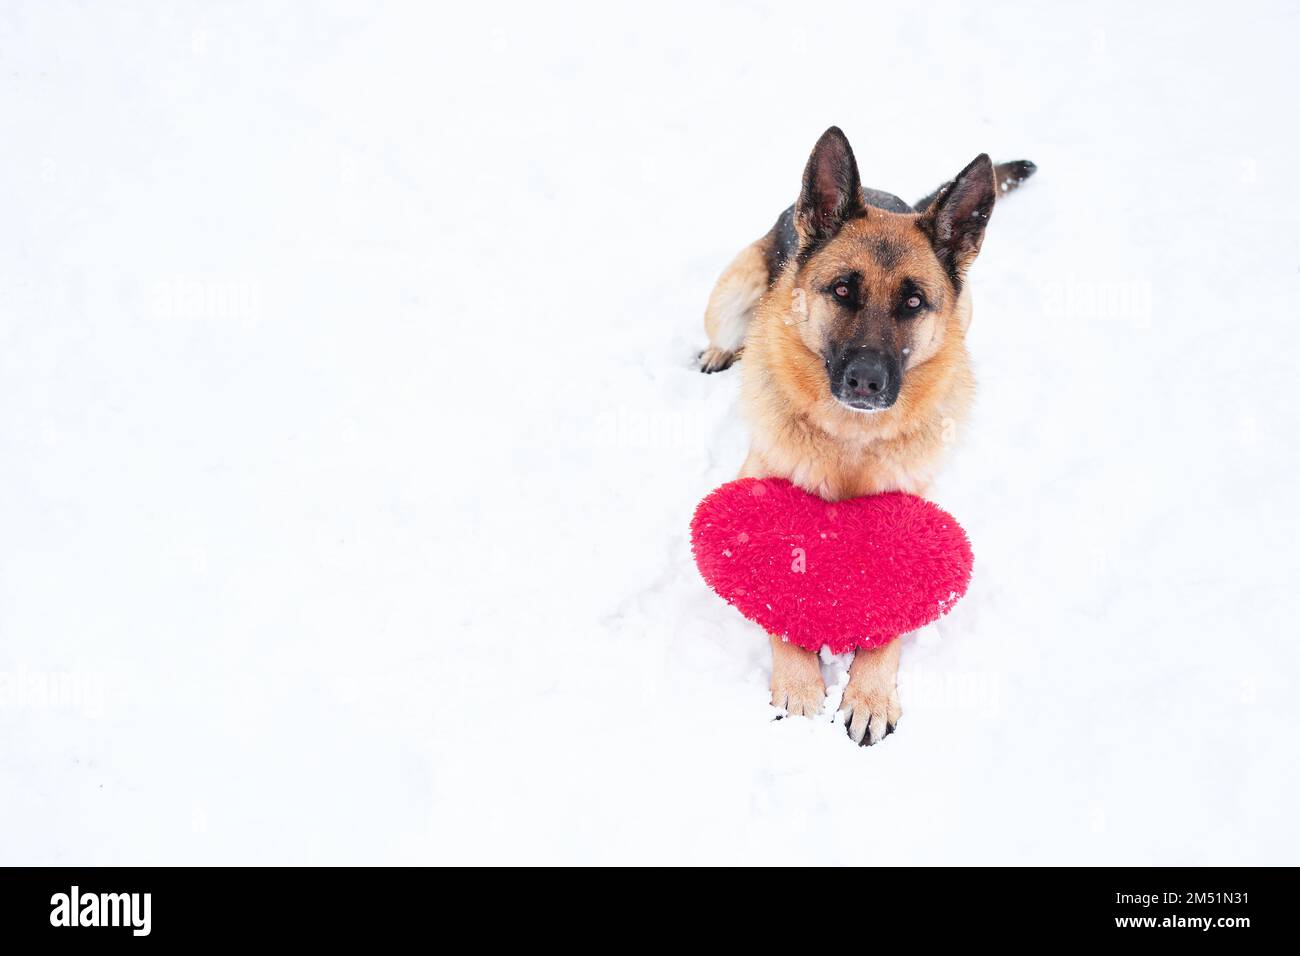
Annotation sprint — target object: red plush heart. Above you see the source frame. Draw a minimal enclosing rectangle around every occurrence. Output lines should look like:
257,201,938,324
690,478,973,653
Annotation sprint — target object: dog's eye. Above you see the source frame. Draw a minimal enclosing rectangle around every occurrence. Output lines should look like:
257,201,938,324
833,283,851,300
904,294,924,310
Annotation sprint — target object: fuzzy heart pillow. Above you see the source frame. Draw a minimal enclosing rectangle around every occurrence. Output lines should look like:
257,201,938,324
690,478,973,653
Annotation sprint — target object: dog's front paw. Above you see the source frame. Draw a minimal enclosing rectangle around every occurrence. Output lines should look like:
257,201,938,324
839,684,901,746
698,346,739,373
771,677,825,719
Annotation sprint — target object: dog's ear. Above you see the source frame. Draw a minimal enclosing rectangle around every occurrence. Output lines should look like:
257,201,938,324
795,127,865,254
918,154,996,283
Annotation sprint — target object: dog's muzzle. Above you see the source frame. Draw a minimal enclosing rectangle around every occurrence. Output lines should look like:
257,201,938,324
828,347,900,411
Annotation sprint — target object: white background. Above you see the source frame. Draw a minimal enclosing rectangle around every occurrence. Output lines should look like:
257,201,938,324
2,0,1298,864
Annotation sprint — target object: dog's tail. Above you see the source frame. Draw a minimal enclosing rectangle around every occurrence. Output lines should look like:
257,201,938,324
914,159,1037,213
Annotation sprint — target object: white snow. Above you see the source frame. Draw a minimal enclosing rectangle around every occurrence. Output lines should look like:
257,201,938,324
2,1,1299,864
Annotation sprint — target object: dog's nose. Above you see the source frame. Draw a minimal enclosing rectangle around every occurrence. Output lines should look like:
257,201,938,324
840,349,891,398
829,347,900,409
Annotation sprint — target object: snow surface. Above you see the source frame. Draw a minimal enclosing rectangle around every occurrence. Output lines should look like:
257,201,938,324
3,1,1299,865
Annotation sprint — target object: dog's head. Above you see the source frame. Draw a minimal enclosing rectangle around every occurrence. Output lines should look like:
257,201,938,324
789,127,995,413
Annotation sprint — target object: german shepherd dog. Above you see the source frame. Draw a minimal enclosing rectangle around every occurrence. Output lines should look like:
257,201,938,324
699,127,1034,746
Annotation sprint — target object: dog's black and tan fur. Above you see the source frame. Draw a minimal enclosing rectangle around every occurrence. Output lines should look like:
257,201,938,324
699,127,1034,746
